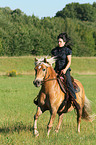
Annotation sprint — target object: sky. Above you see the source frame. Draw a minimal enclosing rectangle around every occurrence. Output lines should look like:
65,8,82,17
0,0,95,18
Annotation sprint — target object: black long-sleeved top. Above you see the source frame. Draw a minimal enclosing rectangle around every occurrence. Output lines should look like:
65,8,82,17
51,46,72,73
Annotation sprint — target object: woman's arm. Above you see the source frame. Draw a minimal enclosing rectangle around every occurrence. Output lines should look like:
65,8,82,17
61,55,71,74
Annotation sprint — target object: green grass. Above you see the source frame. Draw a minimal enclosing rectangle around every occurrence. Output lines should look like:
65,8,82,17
0,56,35,75
0,76,96,145
0,56,96,144
71,57,96,75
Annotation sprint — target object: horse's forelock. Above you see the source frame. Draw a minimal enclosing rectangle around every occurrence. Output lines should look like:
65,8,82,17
35,57,44,66
35,62,50,67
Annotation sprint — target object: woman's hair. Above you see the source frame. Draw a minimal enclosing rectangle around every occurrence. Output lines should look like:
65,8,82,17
57,32,72,50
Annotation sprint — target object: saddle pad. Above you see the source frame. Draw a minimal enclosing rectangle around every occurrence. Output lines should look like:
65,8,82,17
57,75,80,93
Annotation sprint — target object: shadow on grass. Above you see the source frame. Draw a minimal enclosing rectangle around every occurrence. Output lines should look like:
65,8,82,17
0,121,34,134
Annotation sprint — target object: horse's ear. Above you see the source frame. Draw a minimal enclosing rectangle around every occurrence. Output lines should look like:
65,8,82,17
44,58,47,63
35,58,38,62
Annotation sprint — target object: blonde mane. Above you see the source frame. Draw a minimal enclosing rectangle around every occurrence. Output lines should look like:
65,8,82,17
35,57,56,67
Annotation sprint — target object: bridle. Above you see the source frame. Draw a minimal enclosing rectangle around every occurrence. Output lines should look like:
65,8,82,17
42,65,57,83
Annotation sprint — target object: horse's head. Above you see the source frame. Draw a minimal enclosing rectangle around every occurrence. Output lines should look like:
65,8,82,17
33,57,56,87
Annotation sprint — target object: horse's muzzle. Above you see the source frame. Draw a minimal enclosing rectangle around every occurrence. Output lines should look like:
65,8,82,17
33,79,41,87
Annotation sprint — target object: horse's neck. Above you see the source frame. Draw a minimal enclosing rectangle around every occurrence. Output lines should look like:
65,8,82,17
42,66,57,92
48,66,57,79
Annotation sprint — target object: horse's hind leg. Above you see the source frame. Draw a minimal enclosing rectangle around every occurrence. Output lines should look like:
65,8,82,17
55,113,64,133
34,106,42,136
77,109,82,133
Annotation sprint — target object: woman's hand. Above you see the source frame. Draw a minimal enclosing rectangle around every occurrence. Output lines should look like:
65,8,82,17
61,69,67,74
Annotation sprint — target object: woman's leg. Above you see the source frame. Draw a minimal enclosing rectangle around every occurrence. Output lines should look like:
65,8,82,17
65,70,76,99
65,70,80,110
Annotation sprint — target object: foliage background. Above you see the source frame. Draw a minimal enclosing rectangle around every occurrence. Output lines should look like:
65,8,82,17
0,2,96,56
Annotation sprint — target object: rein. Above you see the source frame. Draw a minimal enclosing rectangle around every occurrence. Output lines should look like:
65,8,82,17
42,77,57,83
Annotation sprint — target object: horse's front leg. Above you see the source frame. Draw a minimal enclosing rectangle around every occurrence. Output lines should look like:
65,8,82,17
34,106,42,136
55,113,64,133
47,111,57,137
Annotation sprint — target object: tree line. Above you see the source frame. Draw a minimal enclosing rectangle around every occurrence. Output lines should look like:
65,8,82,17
0,2,96,56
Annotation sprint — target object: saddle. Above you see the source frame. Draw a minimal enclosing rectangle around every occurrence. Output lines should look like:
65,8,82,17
57,74,80,110
57,75,80,94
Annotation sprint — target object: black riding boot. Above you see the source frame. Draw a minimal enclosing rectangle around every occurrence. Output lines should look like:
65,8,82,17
34,97,38,105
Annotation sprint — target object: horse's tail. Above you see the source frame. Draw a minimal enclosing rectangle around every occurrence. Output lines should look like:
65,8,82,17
82,95,96,122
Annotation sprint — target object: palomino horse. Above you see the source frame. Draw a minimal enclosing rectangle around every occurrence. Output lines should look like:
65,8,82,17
33,57,94,137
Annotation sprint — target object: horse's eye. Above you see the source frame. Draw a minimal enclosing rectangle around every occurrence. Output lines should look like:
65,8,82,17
42,68,46,71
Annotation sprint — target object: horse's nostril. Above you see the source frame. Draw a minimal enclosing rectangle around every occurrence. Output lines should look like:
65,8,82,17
33,80,41,87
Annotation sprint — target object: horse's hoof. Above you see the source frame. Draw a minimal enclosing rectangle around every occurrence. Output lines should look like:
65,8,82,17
34,130,39,137
36,133,39,137
47,134,49,138
55,129,59,133
78,130,80,133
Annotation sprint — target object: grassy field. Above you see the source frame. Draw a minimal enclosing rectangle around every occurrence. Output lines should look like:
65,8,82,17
0,56,96,145
0,56,96,75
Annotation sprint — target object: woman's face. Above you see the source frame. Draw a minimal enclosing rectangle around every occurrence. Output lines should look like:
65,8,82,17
58,38,66,47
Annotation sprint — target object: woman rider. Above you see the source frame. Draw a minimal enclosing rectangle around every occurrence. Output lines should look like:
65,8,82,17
51,32,80,109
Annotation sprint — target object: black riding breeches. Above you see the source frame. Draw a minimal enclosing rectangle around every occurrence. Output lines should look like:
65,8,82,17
65,70,76,99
